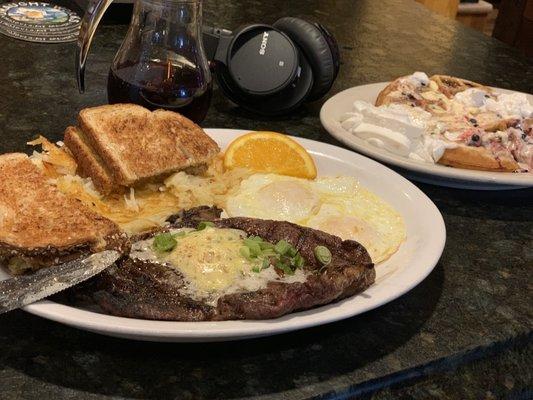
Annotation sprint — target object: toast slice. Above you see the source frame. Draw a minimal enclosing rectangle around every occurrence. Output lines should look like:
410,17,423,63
74,104,219,190
0,153,126,274
64,126,115,194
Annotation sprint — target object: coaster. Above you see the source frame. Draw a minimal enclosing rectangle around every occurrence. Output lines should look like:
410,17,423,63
0,2,80,43
0,18,80,35
0,18,80,34
0,14,80,31
0,25,79,42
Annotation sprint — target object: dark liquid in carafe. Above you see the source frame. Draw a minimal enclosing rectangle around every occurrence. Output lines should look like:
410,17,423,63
107,62,212,123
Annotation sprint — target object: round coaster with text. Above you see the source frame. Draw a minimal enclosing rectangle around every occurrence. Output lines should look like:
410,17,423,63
0,2,80,43
0,15,80,32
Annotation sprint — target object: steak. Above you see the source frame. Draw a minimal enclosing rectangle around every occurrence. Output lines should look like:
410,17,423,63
89,207,375,321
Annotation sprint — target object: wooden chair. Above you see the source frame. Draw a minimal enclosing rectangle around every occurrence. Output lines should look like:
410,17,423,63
456,1,494,32
493,0,533,57
415,0,459,18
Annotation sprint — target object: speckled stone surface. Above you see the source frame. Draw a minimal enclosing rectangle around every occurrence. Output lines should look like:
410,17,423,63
0,0,532,398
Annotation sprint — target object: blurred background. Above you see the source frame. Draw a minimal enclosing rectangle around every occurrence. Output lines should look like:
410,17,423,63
2,0,532,57
416,0,533,57
77,0,533,57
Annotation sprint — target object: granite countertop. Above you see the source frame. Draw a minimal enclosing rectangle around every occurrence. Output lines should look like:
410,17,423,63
0,0,532,398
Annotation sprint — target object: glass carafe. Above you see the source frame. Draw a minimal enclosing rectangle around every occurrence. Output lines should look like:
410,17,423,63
78,0,212,123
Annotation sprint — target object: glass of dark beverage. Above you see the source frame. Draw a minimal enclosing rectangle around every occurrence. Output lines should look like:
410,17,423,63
107,0,212,123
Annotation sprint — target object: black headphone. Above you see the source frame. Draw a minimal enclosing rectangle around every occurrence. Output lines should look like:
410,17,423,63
203,17,340,116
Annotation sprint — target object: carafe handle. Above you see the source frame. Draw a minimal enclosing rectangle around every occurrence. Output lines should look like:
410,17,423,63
76,0,114,93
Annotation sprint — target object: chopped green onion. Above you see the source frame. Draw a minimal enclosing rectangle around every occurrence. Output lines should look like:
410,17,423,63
293,253,305,268
243,238,262,257
250,245,262,257
259,241,275,250
286,246,298,257
238,234,304,275
314,246,332,266
276,261,295,276
240,246,252,260
260,248,277,257
274,240,292,255
197,221,215,231
153,233,177,252
174,230,187,238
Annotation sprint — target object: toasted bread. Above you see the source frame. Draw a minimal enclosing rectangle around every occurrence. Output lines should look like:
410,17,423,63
64,126,115,194
0,153,125,273
72,104,219,190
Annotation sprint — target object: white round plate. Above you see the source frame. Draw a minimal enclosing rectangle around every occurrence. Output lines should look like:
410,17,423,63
320,82,533,190
0,129,445,342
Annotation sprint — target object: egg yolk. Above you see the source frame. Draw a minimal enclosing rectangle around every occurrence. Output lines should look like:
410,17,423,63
309,215,387,263
257,181,320,222
315,215,378,242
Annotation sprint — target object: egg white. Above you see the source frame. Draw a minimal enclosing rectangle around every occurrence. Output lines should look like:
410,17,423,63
225,173,405,263
225,174,321,223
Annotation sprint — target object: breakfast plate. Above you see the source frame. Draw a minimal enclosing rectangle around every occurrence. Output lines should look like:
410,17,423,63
320,82,533,190
0,129,445,342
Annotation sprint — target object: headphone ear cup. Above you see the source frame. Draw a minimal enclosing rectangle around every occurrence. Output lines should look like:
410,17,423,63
273,17,339,102
214,55,314,116
212,23,315,116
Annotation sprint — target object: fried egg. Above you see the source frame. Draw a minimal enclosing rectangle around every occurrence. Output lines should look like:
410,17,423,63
225,174,405,263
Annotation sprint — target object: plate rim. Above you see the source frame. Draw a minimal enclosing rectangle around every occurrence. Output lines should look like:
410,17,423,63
14,128,446,342
319,82,533,189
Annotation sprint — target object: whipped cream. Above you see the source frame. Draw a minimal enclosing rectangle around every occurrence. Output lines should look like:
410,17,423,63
454,88,489,108
402,71,430,87
454,88,533,118
410,135,455,163
487,93,533,118
340,101,455,163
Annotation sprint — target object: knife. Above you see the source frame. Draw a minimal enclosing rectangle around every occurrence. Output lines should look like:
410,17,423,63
0,250,121,314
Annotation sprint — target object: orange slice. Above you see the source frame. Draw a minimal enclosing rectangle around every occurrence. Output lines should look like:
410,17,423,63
223,131,317,179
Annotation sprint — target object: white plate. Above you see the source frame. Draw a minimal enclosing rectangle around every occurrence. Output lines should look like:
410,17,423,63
0,129,445,342
320,83,533,190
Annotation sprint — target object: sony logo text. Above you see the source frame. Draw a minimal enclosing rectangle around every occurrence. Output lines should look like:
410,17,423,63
259,31,269,55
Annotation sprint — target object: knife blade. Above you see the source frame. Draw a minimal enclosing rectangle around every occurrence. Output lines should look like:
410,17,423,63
0,250,121,314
